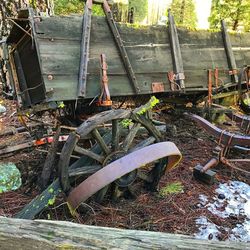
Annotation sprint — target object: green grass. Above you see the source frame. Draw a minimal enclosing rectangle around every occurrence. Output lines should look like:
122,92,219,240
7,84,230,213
159,182,184,197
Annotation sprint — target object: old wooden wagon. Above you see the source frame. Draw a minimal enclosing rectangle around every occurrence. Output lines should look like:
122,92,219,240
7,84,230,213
5,6,250,109
1,0,250,221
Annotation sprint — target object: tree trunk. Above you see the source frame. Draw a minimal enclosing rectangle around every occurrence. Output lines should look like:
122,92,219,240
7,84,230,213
0,216,249,250
0,0,54,39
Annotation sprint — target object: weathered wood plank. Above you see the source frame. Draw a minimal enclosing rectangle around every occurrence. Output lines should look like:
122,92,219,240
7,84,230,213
32,15,250,102
0,217,249,250
221,20,238,83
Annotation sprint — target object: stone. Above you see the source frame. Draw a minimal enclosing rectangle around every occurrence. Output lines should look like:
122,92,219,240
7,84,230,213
0,104,6,113
0,163,22,193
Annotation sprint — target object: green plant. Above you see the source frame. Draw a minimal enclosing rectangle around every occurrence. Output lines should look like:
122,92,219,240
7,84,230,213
120,119,133,128
136,96,159,115
159,182,184,197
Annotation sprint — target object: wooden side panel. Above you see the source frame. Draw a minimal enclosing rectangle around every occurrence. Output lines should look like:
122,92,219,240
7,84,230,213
34,16,250,102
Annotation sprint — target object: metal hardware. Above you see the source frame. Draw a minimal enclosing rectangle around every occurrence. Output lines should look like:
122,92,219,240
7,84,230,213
152,82,165,93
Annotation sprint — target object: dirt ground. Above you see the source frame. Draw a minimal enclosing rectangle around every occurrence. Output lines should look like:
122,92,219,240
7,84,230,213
0,95,249,241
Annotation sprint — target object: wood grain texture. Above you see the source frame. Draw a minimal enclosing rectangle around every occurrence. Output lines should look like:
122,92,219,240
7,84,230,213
0,217,249,250
32,16,250,101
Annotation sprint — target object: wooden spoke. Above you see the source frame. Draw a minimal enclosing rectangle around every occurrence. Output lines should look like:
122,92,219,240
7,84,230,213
74,145,105,163
137,171,153,183
128,136,156,153
132,113,162,142
148,158,168,191
122,123,141,151
91,128,111,155
112,119,119,151
69,165,102,177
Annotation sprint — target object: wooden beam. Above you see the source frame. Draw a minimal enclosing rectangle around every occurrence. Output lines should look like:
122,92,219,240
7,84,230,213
221,20,238,83
78,1,92,97
168,11,185,89
0,217,248,249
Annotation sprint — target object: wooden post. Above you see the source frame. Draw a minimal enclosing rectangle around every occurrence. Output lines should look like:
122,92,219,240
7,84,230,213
168,10,185,89
78,0,93,97
221,20,238,83
0,217,249,249
103,0,140,94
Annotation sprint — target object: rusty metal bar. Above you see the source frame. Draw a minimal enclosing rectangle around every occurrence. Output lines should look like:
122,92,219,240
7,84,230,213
97,54,112,106
207,69,213,107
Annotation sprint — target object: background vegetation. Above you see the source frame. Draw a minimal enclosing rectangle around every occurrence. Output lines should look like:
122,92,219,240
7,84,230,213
1,0,250,39
209,0,250,32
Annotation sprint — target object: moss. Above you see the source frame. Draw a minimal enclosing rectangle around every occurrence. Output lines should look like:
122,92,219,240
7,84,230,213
136,96,159,115
67,202,76,217
120,119,133,128
159,182,184,197
48,196,56,206
48,188,54,194
58,244,75,249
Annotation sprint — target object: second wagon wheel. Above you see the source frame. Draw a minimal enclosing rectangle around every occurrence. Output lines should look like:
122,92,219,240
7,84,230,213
58,98,182,213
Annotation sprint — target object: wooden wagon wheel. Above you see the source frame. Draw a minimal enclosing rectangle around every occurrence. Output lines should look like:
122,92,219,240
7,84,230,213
58,105,182,211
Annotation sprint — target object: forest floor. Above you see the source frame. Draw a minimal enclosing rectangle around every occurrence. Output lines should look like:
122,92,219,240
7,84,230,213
0,94,249,242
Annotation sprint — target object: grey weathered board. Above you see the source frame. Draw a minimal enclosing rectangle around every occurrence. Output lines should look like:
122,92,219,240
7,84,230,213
33,15,250,102
0,217,249,250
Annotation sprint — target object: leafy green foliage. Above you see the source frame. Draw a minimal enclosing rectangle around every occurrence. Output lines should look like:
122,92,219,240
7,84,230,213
129,0,148,23
209,0,250,31
136,96,159,115
54,0,104,16
159,182,184,197
54,0,83,15
168,0,197,29
120,119,133,128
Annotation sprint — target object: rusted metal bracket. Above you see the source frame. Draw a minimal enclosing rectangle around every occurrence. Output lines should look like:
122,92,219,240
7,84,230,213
67,142,182,212
221,20,238,83
152,82,165,93
78,0,93,97
167,71,181,91
168,11,185,90
97,54,112,107
207,69,213,107
102,0,140,94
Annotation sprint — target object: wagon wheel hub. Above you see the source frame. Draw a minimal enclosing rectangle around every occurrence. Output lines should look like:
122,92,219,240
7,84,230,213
103,151,138,187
